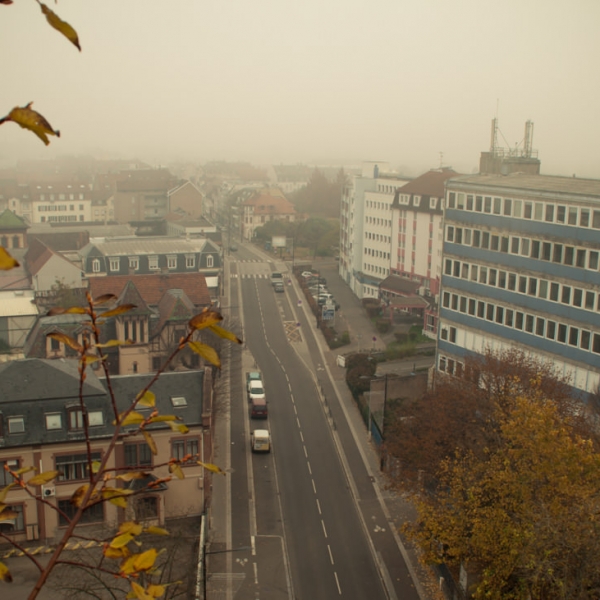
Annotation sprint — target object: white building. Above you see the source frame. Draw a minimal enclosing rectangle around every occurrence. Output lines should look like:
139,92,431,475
339,162,410,299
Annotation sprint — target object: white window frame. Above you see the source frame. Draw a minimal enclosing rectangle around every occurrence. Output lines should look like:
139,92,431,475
92,259,101,273
148,255,159,270
109,257,120,272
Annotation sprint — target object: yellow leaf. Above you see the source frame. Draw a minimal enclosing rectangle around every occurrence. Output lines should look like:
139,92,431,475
116,471,149,482
46,332,82,352
130,581,153,600
188,341,221,368
96,339,134,348
38,1,81,51
167,421,189,434
15,466,36,476
0,561,12,583
110,532,134,548
0,484,15,504
118,521,143,536
93,293,117,305
144,526,169,536
142,430,158,456
6,102,60,146
168,463,185,480
82,354,102,366
136,390,156,408
147,584,166,598
208,324,243,345
0,247,19,271
70,484,90,508
103,544,130,560
114,411,145,427
91,460,101,474
108,495,129,509
101,304,137,318
27,470,60,486
64,306,87,314
133,548,157,572
188,308,223,331
0,509,19,522
197,461,226,476
148,414,179,423
102,487,134,502
120,553,138,576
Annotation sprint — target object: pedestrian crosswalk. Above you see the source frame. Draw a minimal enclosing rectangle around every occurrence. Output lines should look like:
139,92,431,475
230,273,283,279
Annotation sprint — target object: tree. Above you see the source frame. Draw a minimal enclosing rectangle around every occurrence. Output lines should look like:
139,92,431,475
0,290,241,599
384,348,591,490
289,168,342,218
409,394,600,599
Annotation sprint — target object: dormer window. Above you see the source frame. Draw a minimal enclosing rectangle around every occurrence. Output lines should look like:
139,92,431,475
45,413,63,430
206,255,214,268
68,408,84,431
413,195,421,207
148,255,159,270
185,255,195,268
7,417,24,434
167,255,177,269
109,257,120,272
92,259,101,273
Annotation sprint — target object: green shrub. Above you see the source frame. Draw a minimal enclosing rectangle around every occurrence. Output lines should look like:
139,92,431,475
376,319,391,333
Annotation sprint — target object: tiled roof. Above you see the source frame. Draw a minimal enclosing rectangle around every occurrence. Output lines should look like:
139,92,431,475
116,280,152,316
80,237,209,258
396,168,460,197
25,237,78,277
153,289,195,335
88,273,211,307
116,168,178,192
243,188,296,215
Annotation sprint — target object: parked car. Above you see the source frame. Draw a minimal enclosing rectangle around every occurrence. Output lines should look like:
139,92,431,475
301,271,315,279
274,281,285,293
271,272,284,286
251,429,271,453
230,244,238,252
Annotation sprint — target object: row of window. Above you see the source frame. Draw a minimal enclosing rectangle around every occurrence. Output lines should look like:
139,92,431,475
38,193,86,201
364,248,391,260
447,191,600,230
0,396,188,437
397,194,440,210
40,215,82,223
364,264,391,276
446,226,600,272
366,217,391,228
91,254,208,273
444,258,600,314
441,291,600,354
365,232,391,243
38,204,85,212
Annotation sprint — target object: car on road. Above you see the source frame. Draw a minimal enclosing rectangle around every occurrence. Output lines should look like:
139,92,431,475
251,429,271,453
230,244,238,252
270,272,284,286
274,281,285,293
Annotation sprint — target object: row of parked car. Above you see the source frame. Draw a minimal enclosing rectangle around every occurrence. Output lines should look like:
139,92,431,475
300,270,340,311
246,371,271,453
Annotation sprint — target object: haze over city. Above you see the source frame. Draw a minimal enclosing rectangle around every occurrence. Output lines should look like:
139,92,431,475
2,0,599,177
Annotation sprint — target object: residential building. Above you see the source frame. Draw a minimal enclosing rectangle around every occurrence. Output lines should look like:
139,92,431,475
241,187,297,241
438,171,600,399
0,209,28,249
0,290,38,353
78,237,221,298
339,162,410,299
168,180,204,219
113,168,178,224
0,358,213,545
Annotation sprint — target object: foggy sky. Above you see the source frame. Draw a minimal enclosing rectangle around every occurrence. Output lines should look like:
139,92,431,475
2,0,600,178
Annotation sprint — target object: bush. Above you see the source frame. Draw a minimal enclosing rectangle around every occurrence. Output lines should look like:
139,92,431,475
394,332,409,344
375,319,392,334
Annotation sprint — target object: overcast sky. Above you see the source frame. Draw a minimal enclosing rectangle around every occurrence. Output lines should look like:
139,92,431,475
2,1,599,177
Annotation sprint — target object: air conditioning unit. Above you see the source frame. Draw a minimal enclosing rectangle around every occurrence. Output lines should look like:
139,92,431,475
42,485,55,498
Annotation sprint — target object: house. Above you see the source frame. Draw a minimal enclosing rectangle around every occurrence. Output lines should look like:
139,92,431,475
25,275,212,375
168,180,204,219
113,168,178,224
0,358,213,545
241,187,297,241
78,236,222,299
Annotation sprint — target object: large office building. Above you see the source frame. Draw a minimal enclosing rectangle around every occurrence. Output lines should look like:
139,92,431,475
438,171,600,399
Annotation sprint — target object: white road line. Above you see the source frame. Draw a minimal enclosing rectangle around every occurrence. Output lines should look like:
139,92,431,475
334,572,341,594
251,535,256,556
303,445,308,458
312,479,317,494
307,461,312,475
327,544,334,564
299,431,304,443
253,562,258,585
315,498,321,514
321,520,328,538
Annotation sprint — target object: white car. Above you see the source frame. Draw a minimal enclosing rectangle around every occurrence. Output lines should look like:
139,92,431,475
301,271,316,279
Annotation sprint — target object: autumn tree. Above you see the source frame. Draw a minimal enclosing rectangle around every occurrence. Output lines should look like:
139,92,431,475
384,348,587,490
408,394,600,599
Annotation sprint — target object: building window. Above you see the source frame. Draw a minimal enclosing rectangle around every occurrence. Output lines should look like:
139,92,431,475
109,257,120,272
88,411,104,427
92,259,101,273
68,409,84,431
167,255,177,269
206,255,214,268
0,504,24,533
45,413,62,430
56,452,101,481
172,438,199,463
185,255,195,268
0,460,19,487
58,499,104,527
129,257,139,270
124,443,152,468
7,417,24,434
148,255,159,270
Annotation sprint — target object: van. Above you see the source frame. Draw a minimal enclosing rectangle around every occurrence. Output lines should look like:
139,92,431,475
250,397,268,419
247,379,265,402
251,429,271,453
274,281,284,293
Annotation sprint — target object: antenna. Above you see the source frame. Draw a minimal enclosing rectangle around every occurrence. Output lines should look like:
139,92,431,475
490,117,499,153
523,120,534,158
